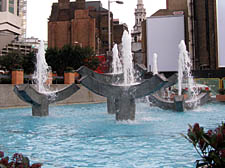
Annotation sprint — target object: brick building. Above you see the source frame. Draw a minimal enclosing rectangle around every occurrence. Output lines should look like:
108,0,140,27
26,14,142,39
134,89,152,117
166,0,217,70
142,0,219,71
48,0,127,55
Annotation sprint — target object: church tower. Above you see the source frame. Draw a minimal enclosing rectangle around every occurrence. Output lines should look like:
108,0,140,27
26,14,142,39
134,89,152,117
132,0,146,42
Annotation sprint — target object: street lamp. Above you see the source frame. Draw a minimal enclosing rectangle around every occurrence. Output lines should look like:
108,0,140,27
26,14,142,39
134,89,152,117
108,0,123,52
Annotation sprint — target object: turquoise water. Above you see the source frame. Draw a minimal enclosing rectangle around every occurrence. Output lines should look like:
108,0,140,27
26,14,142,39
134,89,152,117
0,102,224,168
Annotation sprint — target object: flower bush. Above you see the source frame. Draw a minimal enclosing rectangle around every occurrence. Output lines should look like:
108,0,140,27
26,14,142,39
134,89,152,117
182,123,225,168
0,151,42,168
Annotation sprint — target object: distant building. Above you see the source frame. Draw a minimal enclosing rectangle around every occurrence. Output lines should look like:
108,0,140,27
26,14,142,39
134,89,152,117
131,0,146,65
142,0,223,71
17,0,27,40
0,40,36,57
0,37,47,57
131,0,146,43
48,0,126,55
113,19,128,45
0,0,22,50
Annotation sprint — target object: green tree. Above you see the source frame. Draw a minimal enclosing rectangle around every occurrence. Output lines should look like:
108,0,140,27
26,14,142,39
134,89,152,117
45,45,99,76
22,51,36,74
0,50,24,71
0,50,36,74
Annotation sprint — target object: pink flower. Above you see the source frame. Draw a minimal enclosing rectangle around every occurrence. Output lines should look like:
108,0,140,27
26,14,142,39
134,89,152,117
217,133,224,145
193,123,200,133
31,163,42,168
220,149,225,158
207,130,213,136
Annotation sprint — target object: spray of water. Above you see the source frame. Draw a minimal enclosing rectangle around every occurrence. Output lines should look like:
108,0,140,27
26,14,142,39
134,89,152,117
178,40,198,101
153,53,158,75
121,31,135,85
33,41,54,97
112,44,122,74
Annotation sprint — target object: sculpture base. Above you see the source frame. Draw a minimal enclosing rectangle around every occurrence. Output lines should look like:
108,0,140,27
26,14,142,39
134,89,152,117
32,103,49,116
116,98,135,121
107,98,119,114
174,95,184,112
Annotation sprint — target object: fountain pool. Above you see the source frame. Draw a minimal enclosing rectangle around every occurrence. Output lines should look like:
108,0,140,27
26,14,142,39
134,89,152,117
0,102,223,168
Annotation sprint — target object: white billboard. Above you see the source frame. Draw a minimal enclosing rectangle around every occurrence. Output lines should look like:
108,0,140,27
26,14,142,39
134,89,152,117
146,15,185,72
217,0,225,67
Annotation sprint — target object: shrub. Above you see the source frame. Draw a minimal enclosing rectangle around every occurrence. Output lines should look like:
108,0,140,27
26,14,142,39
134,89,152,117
182,123,225,168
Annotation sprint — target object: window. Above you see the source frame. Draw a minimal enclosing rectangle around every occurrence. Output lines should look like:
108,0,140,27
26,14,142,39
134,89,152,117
9,0,14,14
0,0,2,11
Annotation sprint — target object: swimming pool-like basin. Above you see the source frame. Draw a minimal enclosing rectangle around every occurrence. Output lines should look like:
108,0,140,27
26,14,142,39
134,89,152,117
0,102,223,168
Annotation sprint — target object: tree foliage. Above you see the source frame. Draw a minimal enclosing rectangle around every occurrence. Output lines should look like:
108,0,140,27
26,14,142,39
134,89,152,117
0,50,24,71
45,45,99,76
0,50,36,74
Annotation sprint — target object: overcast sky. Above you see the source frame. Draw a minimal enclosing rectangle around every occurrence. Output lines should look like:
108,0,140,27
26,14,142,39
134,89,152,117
26,0,166,41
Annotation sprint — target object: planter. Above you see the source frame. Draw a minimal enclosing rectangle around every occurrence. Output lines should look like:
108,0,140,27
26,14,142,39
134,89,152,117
64,71,75,84
46,72,53,85
11,69,24,84
216,94,225,102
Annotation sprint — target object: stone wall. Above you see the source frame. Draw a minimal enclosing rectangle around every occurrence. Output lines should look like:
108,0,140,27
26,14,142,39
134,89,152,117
0,84,106,108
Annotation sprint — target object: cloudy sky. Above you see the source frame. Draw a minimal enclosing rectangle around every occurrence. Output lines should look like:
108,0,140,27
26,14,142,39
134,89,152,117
26,0,166,41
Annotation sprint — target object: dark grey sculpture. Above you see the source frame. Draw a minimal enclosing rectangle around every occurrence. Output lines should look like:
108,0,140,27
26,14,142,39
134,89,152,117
79,74,167,120
14,83,80,116
148,74,211,111
76,65,148,115
149,92,211,112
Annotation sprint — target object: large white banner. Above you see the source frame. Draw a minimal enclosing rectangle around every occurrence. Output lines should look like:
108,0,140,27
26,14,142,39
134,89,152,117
217,0,225,67
146,15,185,72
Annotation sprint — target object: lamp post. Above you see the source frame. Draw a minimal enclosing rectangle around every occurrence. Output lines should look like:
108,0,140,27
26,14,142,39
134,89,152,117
108,0,123,52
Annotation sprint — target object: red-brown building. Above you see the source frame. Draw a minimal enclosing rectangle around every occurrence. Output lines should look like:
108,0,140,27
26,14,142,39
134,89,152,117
48,0,127,55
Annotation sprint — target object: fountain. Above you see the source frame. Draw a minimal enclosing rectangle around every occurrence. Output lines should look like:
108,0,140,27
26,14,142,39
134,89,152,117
153,53,158,75
178,41,198,103
14,41,80,116
32,41,51,93
148,40,211,111
121,31,135,85
78,30,168,120
112,44,122,74
76,42,148,115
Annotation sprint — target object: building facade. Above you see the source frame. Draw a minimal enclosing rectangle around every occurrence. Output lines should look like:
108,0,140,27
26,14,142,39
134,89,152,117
17,0,27,40
0,0,27,51
0,40,35,57
131,0,146,65
142,0,219,71
48,0,126,54
166,0,218,70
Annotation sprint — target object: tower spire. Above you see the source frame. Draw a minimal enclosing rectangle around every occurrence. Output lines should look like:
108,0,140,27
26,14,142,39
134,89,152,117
132,0,146,42
138,0,143,4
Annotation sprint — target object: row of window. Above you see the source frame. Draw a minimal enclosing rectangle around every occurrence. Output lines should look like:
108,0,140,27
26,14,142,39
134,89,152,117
136,18,144,24
9,0,14,14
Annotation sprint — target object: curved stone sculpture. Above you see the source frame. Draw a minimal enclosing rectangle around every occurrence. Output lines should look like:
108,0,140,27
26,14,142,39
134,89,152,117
79,74,167,120
148,74,211,111
14,83,80,116
76,65,148,114
149,92,211,112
